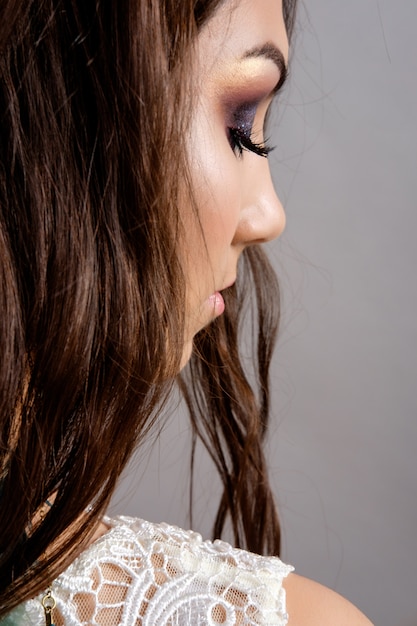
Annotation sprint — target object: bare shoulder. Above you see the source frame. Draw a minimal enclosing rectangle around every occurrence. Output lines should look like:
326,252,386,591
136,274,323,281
283,573,374,626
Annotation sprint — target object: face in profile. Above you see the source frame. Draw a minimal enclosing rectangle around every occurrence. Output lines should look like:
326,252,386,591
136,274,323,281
180,0,289,363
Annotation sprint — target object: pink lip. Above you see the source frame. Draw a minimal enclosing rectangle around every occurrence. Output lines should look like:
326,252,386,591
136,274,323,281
208,291,225,316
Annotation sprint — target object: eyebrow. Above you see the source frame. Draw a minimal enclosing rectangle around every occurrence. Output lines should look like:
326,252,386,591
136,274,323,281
242,43,288,93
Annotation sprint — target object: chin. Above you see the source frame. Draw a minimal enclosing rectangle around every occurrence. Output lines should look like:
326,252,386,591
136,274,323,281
179,340,194,371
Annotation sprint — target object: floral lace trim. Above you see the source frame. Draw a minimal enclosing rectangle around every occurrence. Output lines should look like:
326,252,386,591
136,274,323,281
12,516,294,625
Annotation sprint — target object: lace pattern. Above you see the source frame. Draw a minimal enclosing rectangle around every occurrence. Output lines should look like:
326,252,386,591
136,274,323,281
11,516,293,625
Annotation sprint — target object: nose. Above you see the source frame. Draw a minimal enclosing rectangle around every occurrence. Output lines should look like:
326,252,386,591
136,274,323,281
233,159,285,246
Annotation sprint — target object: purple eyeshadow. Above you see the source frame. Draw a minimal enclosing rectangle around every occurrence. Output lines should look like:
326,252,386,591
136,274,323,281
232,103,258,136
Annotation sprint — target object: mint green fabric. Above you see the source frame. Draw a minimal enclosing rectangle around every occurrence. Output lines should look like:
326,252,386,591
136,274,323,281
0,604,27,625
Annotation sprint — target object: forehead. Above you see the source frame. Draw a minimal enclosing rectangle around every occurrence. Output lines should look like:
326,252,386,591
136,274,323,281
196,0,289,70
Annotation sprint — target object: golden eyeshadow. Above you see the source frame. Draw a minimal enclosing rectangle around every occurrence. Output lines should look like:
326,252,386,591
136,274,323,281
209,57,281,100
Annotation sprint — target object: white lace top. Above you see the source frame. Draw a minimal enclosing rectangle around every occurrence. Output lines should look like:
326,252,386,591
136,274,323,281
3,516,293,625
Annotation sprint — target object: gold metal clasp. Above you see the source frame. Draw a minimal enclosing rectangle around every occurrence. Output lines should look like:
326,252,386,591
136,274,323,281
41,589,56,626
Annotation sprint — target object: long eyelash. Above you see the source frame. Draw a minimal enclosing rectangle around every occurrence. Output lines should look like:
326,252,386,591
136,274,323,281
228,127,274,158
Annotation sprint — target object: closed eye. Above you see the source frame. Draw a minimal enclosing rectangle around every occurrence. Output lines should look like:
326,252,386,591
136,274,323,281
227,100,275,158
228,127,274,158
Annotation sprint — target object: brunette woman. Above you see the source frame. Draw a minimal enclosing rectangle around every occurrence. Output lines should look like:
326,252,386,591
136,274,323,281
0,0,372,623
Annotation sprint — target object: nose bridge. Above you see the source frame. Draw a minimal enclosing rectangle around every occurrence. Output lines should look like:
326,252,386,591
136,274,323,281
236,159,286,245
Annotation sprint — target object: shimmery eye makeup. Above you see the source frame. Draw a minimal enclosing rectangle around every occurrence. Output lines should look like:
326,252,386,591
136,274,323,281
227,102,274,158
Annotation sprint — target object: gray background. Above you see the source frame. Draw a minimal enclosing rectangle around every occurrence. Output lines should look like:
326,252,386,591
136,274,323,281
109,1,417,624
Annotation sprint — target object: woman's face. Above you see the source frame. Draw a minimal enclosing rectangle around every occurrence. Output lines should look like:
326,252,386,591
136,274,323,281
182,0,289,363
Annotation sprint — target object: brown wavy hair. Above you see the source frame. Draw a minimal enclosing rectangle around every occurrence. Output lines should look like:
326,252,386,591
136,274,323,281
0,0,297,616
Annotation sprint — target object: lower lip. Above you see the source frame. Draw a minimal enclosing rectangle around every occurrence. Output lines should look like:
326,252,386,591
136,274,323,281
208,291,225,317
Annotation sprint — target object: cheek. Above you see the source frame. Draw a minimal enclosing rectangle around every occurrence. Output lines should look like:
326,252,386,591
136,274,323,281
193,137,242,253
